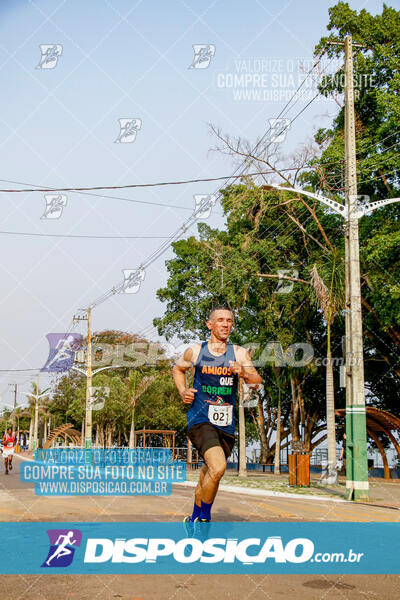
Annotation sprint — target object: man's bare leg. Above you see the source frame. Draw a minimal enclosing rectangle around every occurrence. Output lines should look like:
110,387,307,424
186,447,226,522
197,446,226,518
194,463,208,507
184,463,208,524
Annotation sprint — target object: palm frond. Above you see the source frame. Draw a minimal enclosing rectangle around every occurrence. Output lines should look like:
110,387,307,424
310,265,330,320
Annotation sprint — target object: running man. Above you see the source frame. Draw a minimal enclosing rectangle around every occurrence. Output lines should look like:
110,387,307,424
45,531,77,566
2,427,16,475
173,307,262,523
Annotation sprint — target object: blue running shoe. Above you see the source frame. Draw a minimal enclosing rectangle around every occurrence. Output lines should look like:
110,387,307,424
183,515,194,537
193,517,211,542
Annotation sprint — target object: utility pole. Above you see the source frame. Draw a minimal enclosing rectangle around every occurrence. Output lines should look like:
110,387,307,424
85,307,93,449
238,378,247,477
264,178,400,499
73,307,120,449
74,308,93,449
8,384,17,429
266,183,400,499
344,35,369,500
33,374,40,451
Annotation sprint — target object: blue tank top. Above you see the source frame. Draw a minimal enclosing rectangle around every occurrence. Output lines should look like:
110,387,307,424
187,341,238,435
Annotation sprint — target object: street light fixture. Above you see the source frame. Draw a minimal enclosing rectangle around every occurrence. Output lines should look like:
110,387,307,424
23,376,51,451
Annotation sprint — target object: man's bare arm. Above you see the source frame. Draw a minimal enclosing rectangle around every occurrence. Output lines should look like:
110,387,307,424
229,347,262,385
172,345,200,404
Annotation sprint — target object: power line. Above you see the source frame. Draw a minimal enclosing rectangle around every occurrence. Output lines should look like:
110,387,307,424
0,171,283,194
358,129,400,154
358,166,400,187
129,55,340,270
0,51,334,314
88,49,336,309
0,177,223,211
0,135,395,239
357,140,400,170
0,54,351,378
6,129,393,211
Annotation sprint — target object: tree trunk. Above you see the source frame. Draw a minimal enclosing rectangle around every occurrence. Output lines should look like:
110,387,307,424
290,377,300,442
129,400,136,449
274,391,282,475
106,425,112,447
33,400,39,450
256,397,269,464
98,426,104,447
238,379,247,477
325,322,337,481
296,376,305,441
319,320,337,485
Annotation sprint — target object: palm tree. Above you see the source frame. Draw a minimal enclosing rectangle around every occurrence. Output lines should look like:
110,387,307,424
39,400,52,445
310,248,345,482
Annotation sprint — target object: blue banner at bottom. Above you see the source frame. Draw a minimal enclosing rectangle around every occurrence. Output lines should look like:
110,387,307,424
1,522,399,574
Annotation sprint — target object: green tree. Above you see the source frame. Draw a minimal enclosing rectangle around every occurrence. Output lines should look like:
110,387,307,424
305,1,400,427
154,185,338,459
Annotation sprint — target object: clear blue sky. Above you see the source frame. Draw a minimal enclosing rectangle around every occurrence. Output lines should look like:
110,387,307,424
0,0,393,405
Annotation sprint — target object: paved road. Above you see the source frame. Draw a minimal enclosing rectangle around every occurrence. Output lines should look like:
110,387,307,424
0,455,398,599
1,455,398,523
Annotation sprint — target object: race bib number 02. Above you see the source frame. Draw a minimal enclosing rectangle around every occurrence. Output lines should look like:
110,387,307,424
208,405,233,427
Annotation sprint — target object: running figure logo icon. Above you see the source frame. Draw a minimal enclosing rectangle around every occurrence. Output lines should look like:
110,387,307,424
36,45,63,69
193,194,217,220
188,44,216,69
41,529,82,568
41,333,83,372
121,267,145,294
41,194,67,219
115,118,142,143
266,118,291,143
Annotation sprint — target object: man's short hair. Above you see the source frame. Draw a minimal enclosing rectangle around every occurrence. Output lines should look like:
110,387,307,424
208,306,233,320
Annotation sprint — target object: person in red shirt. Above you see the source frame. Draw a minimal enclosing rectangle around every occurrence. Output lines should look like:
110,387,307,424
2,427,16,475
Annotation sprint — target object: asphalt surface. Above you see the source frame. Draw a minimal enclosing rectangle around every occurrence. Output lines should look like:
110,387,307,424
0,454,398,599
